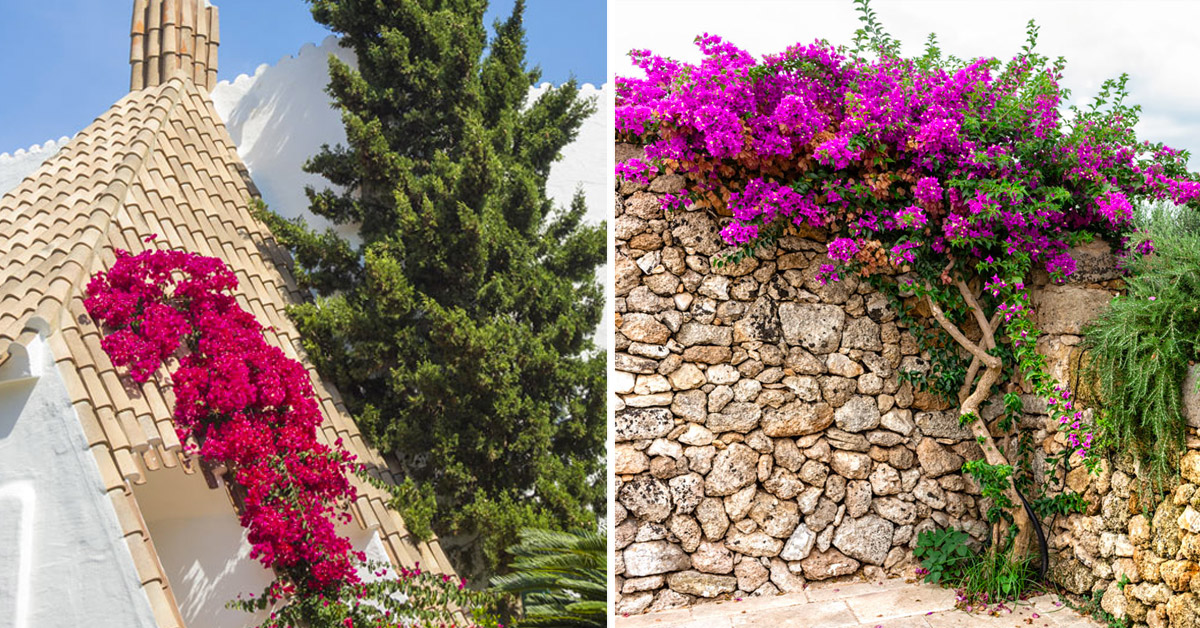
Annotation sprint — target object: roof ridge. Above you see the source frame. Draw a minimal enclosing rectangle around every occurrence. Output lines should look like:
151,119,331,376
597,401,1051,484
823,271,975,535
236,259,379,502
4,79,188,354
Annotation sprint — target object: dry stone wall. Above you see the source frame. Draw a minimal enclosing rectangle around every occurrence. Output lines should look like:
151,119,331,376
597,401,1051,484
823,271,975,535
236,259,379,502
614,144,992,613
613,141,1200,626
1049,380,1200,628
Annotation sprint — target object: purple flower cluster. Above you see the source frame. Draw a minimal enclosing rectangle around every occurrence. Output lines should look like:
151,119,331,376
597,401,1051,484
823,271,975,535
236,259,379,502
615,32,1200,279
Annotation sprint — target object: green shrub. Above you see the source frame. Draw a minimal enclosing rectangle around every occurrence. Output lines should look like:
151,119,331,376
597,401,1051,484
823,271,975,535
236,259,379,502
914,527,973,585
1082,204,1200,499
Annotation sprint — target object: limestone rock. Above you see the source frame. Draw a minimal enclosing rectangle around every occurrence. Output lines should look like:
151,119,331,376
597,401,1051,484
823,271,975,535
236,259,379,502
624,541,691,577
726,529,785,557
666,570,737,598
915,411,971,441
800,548,861,580
692,540,734,574
1032,285,1113,335
780,524,816,561
622,313,670,344
696,497,730,540
869,463,901,496
1165,593,1200,628
616,407,674,442
1051,556,1097,595
735,558,769,591
705,444,758,496
780,303,845,353
842,317,883,351
763,401,831,437
619,476,672,522
708,401,762,433
834,396,881,433
616,591,653,614
833,515,894,565
916,438,964,477
769,557,806,593
749,493,802,538
830,450,872,479
845,480,873,518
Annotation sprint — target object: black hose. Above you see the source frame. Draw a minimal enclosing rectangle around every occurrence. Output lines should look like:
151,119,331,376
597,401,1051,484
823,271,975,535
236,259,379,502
1014,486,1049,580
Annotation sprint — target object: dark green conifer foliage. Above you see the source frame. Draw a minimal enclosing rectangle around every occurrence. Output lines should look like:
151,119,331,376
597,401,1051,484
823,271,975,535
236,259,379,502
260,0,605,574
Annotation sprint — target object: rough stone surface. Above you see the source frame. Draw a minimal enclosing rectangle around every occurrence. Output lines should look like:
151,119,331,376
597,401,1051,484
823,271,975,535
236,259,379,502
705,444,759,496
665,570,737,598
779,303,845,353
833,515,895,565
624,541,691,577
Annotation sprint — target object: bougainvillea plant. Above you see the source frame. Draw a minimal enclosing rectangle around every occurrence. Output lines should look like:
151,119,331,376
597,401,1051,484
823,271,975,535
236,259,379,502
616,0,1199,560
85,245,494,627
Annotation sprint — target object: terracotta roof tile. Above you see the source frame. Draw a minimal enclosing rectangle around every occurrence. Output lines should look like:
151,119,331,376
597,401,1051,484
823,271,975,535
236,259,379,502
0,76,456,623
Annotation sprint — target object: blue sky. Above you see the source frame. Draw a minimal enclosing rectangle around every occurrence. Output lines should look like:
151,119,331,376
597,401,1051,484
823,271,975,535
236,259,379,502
0,0,605,152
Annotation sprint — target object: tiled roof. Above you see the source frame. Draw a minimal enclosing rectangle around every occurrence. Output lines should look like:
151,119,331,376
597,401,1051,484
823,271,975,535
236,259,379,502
0,77,456,627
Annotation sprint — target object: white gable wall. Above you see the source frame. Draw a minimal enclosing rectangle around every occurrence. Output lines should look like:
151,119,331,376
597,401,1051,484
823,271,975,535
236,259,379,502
0,336,157,628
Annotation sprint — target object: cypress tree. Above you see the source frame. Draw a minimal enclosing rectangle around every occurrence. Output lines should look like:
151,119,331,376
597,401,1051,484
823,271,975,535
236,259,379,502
260,0,605,575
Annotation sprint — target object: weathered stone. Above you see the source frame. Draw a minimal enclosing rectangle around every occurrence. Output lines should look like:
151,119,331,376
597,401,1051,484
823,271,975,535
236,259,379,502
622,575,665,594
773,438,804,471
1132,582,1171,605
669,363,706,390
705,444,758,496
799,460,829,487
1165,593,1200,628
670,211,723,256
797,486,823,515
726,529,785,557
914,477,947,509
1101,580,1128,619
842,317,883,351
830,450,872,479
915,411,971,441
763,467,803,500
872,497,917,525
622,313,670,344
826,353,864,378
779,303,845,353
647,589,692,612
786,347,825,375
869,463,901,496
708,402,761,434
762,401,831,437
799,548,860,580
834,396,881,433
620,476,673,522
1184,365,1200,429
683,345,733,364
1183,451,1200,485
666,570,737,598
832,515,894,566
696,497,729,540
677,322,733,347
749,493,801,538
615,591,653,614
1032,285,1114,335
820,377,857,407
724,485,757,521
735,558,769,592
615,445,649,475
707,364,741,385
780,523,817,561
916,438,964,477
734,297,782,344
678,424,714,447
668,514,703,552
692,540,734,574
671,389,707,423
845,479,872,518
880,409,914,436
669,473,705,514
616,407,674,442
770,557,806,593
1160,560,1199,592
1051,556,1097,595
624,541,691,577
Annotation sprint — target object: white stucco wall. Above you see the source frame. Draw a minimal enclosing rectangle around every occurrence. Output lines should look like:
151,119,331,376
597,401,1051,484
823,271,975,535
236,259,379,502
0,137,70,199
133,462,410,627
0,336,157,628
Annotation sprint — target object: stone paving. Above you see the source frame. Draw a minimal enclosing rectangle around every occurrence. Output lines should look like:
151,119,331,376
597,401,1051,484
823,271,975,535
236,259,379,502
616,577,1106,628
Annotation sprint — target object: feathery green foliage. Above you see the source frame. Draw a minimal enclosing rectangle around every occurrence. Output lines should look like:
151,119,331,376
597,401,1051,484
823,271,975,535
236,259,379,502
490,528,606,628
260,0,606,576
1083,204,1200,499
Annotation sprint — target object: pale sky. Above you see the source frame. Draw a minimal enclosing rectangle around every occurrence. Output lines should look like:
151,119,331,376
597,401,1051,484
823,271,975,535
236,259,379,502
609,0,1200,168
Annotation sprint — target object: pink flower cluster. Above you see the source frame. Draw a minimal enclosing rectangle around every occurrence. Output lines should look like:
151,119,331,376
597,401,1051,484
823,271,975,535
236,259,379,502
85,248,362,594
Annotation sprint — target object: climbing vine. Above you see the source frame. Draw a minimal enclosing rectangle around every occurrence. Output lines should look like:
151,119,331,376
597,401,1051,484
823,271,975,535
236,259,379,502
615,0,1198,561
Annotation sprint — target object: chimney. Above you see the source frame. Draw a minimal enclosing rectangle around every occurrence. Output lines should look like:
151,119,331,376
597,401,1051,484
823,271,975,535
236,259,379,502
130,0,219,91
